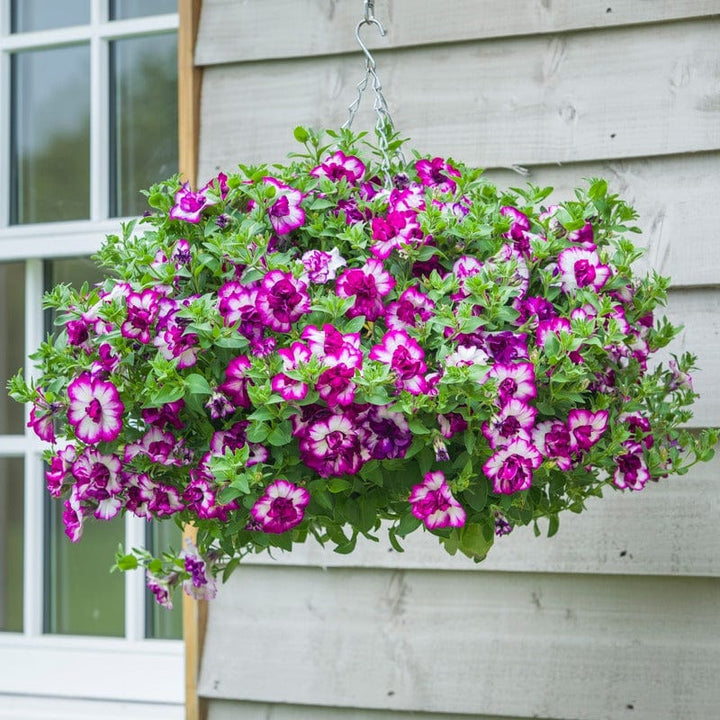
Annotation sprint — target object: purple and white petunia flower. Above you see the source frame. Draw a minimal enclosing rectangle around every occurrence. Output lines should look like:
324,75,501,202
369,329,427,395
336,258,396,321
146,572,175,610
531,420,573,470
484,331,530,363
557,247,611,293
299,411,370,477
567,409,609,453
301,324,362,367
482,437,543,495
415,157,461,193
67,373,124,444
272,342,312,402
205,391,235,420
437,412,468,439
446,344,490,368
370,210,423,259
169,183,208,224
46,445,77,498
218,356,253,408
485,362,537,406
568,221,596,249
482,398,537,449
264,177,306,235
620,412,654,449
142,399,185,431
250,479,310,533
124,427,187,467
300,247,346,284
612,441,650,491
121,289,161,344
181,541,217,600
359,404,412,460
27,389,59,443
536,317,571,349
256,270,311,333
500,206,532,255
310,150,365,184
385,287,435,331
316,363,357,406
409,471,466,530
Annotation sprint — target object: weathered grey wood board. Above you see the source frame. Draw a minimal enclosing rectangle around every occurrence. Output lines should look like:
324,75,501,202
207,700,525,720
238,449,719,577
198,18,720,170
196,0,720,64
199,567,720,719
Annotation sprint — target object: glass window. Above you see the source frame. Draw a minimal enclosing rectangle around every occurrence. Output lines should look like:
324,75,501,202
110,33,178,216
11,0,90,33
0,263,26,434
0,458,24,632
11,45,91,225
110,0,178,21
146,522,183,640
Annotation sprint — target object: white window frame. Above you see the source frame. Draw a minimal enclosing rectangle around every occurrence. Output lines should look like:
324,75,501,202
0,2,183,715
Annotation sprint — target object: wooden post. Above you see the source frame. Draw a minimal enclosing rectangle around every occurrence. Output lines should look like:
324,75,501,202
178,3,205,720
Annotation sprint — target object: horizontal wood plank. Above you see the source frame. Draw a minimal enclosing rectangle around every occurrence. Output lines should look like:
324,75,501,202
207,699,521,720
199,567,720,719
196,0,720,65
198,18,720,169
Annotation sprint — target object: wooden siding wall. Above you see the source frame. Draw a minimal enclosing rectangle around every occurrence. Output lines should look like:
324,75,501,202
194,2,720,719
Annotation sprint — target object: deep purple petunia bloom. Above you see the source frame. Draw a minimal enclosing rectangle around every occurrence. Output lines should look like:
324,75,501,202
67,373,124,444
169,183,208,224
415,157,460,193
336,259,395,321
264,177,305,235
181,541,217,600
360,405,412,460
483,437,543,495
613,441,650,491
409,471,466,530
250,479,310,533
257,270,311,333
121,289,161,344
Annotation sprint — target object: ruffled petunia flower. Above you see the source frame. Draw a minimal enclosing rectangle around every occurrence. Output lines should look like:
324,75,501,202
257,270,311,333
310,150,365,184
567,409,609,453
415,157,460,193
369,329,427,395
250,479,310,534
532,420,573,470
264,177,305,235
272,342,312,402
385,287,435,331
219,356,253,408
485,362,537,406
409,471,466,530
169,183,208,224
67,373,124,444
612,441,650,491
483,437,543,495
299,411,369,477
360,404,412,460
557,247,611,293
370,210,423,259
336,259,395,321
300,247,346,284
482,398,537,449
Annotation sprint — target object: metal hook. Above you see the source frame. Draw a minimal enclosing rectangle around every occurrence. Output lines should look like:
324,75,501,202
355,14,386,71
363,0,376,22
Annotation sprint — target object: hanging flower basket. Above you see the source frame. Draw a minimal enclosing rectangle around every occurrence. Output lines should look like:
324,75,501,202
9,125,717,607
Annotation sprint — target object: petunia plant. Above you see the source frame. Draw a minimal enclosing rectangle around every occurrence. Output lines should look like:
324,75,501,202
9,127,716,608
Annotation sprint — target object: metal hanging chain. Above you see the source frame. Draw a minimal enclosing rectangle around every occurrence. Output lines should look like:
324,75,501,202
342,0,401,182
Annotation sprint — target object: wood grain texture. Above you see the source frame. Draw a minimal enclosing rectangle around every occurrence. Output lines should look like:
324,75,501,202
178,0,203,189
199,567,720,719
196,0,720,65
207,700,529,720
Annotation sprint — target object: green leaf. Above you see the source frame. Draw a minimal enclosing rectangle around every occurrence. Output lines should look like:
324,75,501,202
267,421,292,447
246,422,269,443
293,126,310,143
115,554,138,571
463,480,488,512
547,513,560,538
328,477,352,494
457,522,494,562
185,373,212,395
218,486,242,505
396,512,422,537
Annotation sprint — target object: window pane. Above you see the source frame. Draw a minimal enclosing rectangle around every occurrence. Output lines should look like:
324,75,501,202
110,0,177,20
44,258,122,637
110,33,178,217
0,263,26,434
11,45,91,225
0,459,24,633
45,499,125,636
146,522,183,639
11,0,90,33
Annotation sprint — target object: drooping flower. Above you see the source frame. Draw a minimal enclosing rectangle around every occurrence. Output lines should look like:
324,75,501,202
409,471,466,530
310,150,365,184
264,177,305,235
67,373,124,444
218,356,253,408
124,427,188,467
256,270,311,333
336,258,396,321
181,541,217,600
146,572,175,610
557,247,611,293
27,389,59,443
483,437,543,495
46,445,77,497
567,409,608,453
250,479,310,533
437,412,468,439
612,441,650,491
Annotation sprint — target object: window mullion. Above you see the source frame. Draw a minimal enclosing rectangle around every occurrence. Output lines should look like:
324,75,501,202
0,49,9,229
90,3,109,222
124,514,147,641
22,259,45,636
